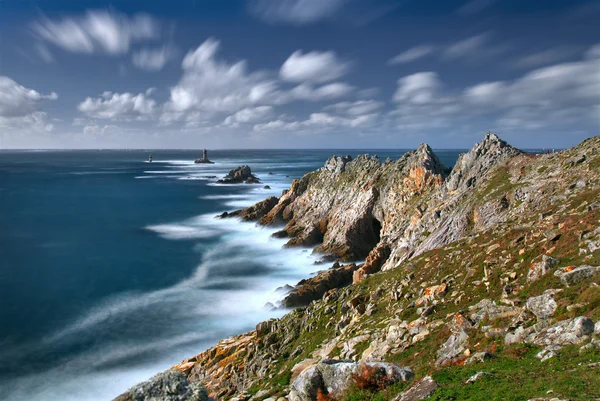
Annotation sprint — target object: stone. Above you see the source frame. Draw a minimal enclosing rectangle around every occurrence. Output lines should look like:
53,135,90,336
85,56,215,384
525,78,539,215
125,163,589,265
256,319,277,336
529,317,595,345
223,196,279,221
526,290,558,320
465,371,493,384
436,329,469,365
536,345,562,362
113,369,208,401
393,376,438,401
527,256,559,282
289,360,412,401
289,366,323,401
282,264,359,308
554,265,600,286
464,352,495,365
217,166,260,184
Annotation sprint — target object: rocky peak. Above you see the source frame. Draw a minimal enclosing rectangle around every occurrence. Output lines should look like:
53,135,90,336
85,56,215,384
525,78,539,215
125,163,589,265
446,132,522,192
322,155,353,174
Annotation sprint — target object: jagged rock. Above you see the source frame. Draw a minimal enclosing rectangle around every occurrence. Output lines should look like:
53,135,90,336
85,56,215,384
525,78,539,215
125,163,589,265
528,317,594,346
554,265,600,286
289,366,323,401
256,319,277,336
282,264,359,308
393,376,438,401
217,166,260,184
436,329,469,366
113,369,208,401
353,243,391,283
290,360,413,401
526,290,558,320
194,149,214,164
527,256,559,282
446,132,522,193
222,196,279,221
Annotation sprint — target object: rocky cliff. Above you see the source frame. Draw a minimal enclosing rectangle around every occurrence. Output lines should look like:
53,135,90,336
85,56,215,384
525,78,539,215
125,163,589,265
116,133,600,401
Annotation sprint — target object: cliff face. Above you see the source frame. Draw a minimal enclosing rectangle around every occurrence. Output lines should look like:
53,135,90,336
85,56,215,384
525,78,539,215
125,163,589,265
116,134,600,401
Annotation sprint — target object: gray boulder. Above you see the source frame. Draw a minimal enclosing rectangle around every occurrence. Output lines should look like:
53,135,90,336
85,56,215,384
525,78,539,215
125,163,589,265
113,369,208,401
529,317,595,346
289,360,413,401
526,290,558,320
527,256,559,282
393,376,438,401
554,265,600,286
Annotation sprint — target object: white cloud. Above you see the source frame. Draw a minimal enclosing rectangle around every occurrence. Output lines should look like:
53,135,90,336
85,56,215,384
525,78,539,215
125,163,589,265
162,38,281,124
290,82,354,101
132,46,175,71
32,10,159,55
280,50,351,83
513,47,576,68
78,91,157,120
0,76,58,117
388,45,435,65
223,106,274,126
390,56,600,133
585,43,600,59
0,76,57,134
249,0,347,24
325,100,383,116
253,111,376,132
444,32,490,59
393,72,442,105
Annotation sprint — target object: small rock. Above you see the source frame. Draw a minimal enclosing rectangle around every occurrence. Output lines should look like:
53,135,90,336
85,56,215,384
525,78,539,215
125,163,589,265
527,256,559,282
536,345,562,362
465,371,493,384
393,376,438,401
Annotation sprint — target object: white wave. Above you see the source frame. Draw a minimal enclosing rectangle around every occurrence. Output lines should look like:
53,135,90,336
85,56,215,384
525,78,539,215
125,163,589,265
145,224,215,240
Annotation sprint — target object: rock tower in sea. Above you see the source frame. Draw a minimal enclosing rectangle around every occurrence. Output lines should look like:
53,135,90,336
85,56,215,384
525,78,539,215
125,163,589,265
195,149,214,164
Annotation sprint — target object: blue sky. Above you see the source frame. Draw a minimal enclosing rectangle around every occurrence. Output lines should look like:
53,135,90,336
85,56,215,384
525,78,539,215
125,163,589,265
0,0,598,149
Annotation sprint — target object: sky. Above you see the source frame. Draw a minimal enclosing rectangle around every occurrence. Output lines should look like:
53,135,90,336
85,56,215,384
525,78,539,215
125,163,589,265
0,0,598,149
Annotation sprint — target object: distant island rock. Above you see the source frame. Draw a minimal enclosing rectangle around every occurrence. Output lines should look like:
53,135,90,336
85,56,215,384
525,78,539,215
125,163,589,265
217,165,260,184
194,149,214,164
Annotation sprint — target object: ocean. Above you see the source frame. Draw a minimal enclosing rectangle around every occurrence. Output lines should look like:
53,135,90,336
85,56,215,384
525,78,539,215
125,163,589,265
0,149,462,401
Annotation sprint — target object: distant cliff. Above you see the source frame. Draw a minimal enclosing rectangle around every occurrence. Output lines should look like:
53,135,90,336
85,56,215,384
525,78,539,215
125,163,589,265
116,133,600,401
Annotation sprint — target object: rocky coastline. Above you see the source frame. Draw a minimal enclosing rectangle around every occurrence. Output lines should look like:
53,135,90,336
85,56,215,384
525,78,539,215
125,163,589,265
116,133,600,401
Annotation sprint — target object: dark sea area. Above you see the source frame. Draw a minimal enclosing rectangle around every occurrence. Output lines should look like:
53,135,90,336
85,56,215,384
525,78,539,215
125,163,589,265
0,149,465,400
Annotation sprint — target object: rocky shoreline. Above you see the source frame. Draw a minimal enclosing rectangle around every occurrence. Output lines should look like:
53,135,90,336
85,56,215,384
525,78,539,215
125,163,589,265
116,133,600,401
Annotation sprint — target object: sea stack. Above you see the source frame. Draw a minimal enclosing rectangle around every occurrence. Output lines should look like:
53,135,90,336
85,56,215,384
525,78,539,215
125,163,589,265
194,149,214,164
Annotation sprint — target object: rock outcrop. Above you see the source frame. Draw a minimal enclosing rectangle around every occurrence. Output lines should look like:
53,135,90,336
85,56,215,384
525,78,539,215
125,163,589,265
134,134,600,401
217,166,260,184
113,369,208,401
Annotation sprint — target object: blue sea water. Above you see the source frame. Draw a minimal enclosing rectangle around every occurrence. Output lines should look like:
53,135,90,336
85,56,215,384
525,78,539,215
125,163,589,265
0,149,462,401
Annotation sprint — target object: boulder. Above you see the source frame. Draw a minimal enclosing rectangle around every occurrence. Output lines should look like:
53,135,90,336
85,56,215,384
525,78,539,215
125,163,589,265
393,376,438,401
217,166,260,184
529,316,595,345
527,256,559,282
526,290,558,320
113,369,208,401
289,360,413,401
282,264,359,308
554,265,600,286
222,196,279,221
